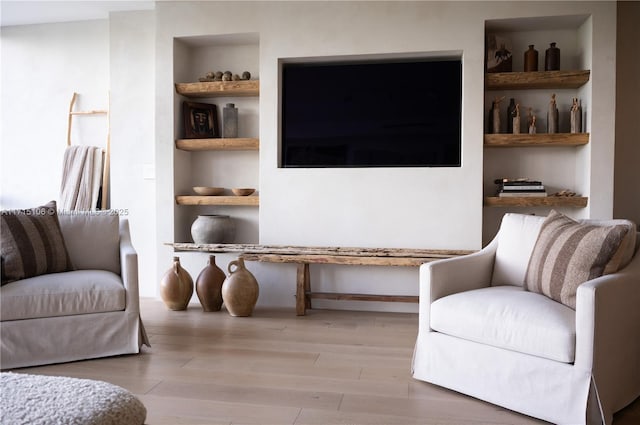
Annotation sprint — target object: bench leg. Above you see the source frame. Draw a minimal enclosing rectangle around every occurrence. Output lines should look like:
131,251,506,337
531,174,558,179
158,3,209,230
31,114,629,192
296,263,311,316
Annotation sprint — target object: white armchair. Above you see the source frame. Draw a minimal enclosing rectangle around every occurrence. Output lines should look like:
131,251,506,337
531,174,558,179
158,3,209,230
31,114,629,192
1,211,150,369
412,213,640,425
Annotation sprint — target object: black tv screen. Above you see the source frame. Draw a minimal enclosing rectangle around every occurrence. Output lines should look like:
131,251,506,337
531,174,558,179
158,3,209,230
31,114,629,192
281,57,462,168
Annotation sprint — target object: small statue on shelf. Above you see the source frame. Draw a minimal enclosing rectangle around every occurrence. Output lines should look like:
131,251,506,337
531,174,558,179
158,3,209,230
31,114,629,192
547,93,558,133
490,96,505,134
570,97,582,133
528,108,537,134
512,103,521,134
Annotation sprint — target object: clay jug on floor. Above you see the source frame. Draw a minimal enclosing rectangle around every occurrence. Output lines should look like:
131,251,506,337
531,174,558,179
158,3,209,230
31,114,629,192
196,255,226,312
160,256,193,311
221,257,259,317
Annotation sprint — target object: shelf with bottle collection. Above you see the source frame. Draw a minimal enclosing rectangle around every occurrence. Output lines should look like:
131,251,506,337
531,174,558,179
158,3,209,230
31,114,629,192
175,79,260,207
484,61,590,207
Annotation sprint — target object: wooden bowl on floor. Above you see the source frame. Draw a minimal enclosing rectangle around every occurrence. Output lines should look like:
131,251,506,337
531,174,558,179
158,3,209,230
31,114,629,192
193,186,224,196
232,188,255,196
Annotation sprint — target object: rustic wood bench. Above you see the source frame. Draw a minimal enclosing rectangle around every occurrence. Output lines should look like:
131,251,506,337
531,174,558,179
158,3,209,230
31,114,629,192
170,243,473,315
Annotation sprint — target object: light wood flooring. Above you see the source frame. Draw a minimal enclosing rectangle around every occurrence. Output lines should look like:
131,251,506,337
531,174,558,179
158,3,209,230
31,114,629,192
16,298,640,425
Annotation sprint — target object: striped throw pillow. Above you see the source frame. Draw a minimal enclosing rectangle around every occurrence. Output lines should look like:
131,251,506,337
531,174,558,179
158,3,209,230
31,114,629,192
524,210,628,309
1,201,73,285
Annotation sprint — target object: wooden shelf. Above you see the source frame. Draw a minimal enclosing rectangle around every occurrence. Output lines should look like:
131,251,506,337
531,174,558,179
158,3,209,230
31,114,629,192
484,196,588,208
176,196,259,206
175,80,259,98
484,133,589,147
486,70,590,90
176,138,259,151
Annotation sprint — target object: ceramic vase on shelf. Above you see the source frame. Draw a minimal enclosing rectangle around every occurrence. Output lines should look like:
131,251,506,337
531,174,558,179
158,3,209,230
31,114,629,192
221,257,259,317
524,45,538,72
545,42,560,71
191,215,235,244
160,256,193,311
222,103,238,138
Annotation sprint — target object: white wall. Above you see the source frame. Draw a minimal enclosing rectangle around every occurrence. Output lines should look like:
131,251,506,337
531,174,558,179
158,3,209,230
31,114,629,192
109,10,157,297
2,1,620,313
154,1,617,312
1,20,109,209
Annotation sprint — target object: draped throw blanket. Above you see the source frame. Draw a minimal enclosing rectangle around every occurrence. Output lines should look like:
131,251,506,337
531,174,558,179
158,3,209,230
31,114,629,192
60,145,103,211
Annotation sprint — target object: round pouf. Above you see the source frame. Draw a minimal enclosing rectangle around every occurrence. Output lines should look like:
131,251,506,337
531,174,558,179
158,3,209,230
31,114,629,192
0,372,146,425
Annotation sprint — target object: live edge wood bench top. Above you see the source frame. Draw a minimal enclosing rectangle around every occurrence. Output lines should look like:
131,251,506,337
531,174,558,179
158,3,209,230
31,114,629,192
169,243,474,315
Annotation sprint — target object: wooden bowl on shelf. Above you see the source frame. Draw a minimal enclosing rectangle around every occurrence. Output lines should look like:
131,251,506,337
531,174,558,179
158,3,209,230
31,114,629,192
231,188,255,196
193,186,224,196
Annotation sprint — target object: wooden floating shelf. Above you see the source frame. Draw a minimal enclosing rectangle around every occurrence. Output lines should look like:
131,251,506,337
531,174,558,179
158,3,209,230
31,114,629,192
484,133,589,147
176,138,259,151
484,196,588,208
176,196,259,206
486,70,590,90
175,80,259,97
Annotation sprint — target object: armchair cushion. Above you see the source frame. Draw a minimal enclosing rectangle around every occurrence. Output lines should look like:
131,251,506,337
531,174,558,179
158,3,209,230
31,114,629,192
1,201,73,285
491,213,545,287
58,213,120,275
525,210,628,309
431,285,576,363
0,270,125,321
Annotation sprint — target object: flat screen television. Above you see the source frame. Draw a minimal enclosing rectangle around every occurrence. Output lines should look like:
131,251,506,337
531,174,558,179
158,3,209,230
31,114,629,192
280,57,462,168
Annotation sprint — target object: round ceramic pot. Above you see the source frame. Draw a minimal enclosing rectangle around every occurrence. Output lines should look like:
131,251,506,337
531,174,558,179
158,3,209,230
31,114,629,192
191,215,235,244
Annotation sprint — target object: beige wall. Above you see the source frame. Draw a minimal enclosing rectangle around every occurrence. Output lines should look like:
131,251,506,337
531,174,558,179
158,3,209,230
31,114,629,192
614,1,640,224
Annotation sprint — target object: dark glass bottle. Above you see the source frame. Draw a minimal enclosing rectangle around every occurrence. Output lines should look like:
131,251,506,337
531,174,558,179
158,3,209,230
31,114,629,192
545,42,560,71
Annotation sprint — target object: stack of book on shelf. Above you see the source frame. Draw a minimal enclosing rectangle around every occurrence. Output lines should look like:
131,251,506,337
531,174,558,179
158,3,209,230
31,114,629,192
495,178,547,197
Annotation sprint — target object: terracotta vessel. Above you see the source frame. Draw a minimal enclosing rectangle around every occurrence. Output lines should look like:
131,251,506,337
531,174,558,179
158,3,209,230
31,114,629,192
195,255,226,312
160,256,193,311
221,257,259,317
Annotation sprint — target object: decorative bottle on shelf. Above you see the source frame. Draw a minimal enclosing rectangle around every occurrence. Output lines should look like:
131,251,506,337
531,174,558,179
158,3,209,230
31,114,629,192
570,97,582,133
195,255,226,312
547,94,559,133
545,42,560,71
160,256,193,311
506,98,516,133
221,257,259,317
222,103,238,138
524,45,538,72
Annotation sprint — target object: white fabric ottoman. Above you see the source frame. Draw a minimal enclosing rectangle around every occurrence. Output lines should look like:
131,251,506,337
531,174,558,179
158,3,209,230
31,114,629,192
0,372,146,425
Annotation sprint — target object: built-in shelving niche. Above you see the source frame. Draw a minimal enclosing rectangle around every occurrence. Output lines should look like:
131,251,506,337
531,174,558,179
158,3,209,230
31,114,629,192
173,33,260,245
482,14,592,245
